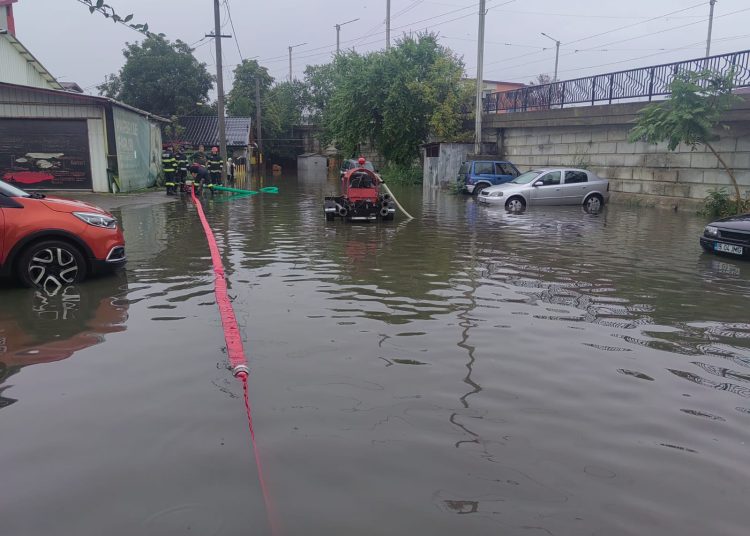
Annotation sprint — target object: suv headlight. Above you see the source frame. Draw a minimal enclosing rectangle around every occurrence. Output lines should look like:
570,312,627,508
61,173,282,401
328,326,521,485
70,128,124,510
73,212,117,229
704,225,719,237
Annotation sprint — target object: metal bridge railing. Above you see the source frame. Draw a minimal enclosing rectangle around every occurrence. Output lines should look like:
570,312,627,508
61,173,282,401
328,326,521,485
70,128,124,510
483,49,750,114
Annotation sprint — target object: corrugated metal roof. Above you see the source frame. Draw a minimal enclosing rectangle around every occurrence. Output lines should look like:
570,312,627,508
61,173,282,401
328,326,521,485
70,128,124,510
0,31,62,89
171,116,251,147
0,81,171,123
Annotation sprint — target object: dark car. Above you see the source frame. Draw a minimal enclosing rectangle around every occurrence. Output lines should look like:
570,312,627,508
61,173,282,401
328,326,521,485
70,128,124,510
700,213,750,259
458,160,520,195
340,159,377,177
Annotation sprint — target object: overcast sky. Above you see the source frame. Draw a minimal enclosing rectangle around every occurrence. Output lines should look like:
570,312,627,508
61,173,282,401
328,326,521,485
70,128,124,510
12,0,750,94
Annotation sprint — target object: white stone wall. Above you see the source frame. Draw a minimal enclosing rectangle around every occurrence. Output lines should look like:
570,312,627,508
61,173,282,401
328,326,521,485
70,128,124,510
500,124,750,199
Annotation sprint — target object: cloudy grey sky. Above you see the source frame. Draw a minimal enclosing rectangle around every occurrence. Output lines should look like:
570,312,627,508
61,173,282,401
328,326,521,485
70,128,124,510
12,0,750,94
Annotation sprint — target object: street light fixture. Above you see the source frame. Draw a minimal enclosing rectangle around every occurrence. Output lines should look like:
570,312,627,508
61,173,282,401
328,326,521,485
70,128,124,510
541,32,561,83
335,18,359,55
288,42,307,82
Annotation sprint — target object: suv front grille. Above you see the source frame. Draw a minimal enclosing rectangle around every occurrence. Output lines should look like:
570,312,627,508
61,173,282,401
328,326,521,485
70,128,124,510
718,230,750,244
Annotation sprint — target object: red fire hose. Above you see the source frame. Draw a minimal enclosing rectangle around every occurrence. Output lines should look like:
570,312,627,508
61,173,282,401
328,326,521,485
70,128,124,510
190,185,280,535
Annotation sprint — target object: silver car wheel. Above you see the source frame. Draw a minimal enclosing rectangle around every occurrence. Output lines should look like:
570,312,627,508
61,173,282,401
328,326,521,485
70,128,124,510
506,198,525,212
28,247,79,295
585,196,602,212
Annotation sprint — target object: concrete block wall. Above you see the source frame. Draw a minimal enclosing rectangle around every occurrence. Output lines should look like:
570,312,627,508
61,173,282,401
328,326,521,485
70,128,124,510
485,98,750,202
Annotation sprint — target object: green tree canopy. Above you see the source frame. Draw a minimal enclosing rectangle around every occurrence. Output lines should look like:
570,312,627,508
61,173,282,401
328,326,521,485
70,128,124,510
226,60,274,118
98,36,214,118
629,69,742,208
263,81,307,160
322,33,470,167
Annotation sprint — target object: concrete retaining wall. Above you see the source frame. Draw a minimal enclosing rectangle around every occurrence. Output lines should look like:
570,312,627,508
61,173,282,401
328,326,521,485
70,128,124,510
483,97,750,202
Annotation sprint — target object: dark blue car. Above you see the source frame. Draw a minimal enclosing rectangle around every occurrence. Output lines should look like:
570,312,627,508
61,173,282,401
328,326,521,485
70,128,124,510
458,160,520,195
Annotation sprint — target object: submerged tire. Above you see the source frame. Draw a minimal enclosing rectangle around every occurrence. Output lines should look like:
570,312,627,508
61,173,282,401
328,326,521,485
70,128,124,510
505,196,526,212
18,240,87,293
325,212,335,222
584,194,604,212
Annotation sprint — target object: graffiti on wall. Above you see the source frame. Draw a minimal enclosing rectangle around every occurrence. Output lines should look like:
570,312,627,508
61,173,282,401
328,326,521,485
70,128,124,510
0,119,92,190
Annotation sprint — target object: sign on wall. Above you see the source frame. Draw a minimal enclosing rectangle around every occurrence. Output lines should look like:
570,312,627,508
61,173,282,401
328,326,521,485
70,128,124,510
113,107,159,191
0,119,92,190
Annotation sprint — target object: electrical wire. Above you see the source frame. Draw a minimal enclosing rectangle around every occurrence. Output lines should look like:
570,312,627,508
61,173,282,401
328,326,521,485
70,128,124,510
478,3,749,79
223,0,244,62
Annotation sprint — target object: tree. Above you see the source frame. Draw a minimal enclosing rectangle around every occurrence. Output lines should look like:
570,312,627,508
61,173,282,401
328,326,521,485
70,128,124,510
529,74,552,86
263,81,307,160
322,33,468,167
98,36,213,118
628,70,742,210
226,60,274,118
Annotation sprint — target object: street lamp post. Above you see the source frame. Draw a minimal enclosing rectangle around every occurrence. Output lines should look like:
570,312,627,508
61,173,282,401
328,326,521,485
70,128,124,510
541,32,561,82
288,42,307,82
335,18,359,55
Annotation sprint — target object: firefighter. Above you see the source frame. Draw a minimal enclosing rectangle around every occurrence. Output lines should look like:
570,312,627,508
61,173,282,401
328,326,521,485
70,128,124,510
191,144,207,167
175,145,189,193
207,146,223,186
189,162,209,196
162,146,177,195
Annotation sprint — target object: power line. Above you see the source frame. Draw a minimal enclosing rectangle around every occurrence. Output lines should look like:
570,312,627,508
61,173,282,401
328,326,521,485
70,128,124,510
477,3,745,78
223,0,244,62
565,1,706,46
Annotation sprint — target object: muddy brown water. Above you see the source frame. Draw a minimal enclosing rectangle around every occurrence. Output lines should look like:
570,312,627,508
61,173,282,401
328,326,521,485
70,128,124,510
1,174,749,536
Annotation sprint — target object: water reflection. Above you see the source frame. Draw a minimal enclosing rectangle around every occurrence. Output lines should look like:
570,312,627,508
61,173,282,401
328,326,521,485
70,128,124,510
0,275,129,407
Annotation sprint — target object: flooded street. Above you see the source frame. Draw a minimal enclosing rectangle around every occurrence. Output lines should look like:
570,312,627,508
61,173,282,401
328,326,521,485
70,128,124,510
2,174,749,536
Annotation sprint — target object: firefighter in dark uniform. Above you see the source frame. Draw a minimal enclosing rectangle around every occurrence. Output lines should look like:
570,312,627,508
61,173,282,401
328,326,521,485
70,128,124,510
191,144,207,167
175,145,189,193
162,146,177,195
189,163,209,196
207,146,223,186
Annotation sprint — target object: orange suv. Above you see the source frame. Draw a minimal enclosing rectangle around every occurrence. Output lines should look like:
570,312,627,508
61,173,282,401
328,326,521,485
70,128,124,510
0,179,126,292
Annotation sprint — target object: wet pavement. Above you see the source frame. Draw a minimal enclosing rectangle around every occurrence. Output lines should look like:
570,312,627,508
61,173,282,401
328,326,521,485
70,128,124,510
1,174,749,536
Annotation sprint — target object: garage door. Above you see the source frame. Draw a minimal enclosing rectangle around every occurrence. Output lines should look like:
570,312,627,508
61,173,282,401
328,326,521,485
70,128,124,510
0,119,92,190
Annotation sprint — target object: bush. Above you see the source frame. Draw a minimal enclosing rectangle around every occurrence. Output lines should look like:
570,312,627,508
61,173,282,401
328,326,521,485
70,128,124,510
381,163,422,185
699,188,750,218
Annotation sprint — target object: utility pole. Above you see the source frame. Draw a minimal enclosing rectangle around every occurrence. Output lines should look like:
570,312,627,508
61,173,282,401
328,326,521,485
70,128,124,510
288,42,307,82
474,0,486,155
335,18,359,55
210,0,229,183
386,0,391,50
541,32,561,82
255,77,263,175
706,0,717,57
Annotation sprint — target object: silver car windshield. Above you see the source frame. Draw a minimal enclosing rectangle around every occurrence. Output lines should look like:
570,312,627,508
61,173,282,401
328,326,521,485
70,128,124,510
511,171,543,184
0,179,30,197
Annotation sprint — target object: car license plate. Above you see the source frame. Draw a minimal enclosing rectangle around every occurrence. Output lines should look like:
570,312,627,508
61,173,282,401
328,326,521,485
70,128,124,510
715,242,743,255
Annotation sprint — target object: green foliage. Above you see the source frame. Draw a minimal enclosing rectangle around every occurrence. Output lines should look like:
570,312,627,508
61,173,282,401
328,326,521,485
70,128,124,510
226,60,274,118
699,187,750,218
98,36,213,118
628,70,738,151
380,163,423,185
263,81,307,161
322,33,468,168
78,0,154,36
628,69,743,211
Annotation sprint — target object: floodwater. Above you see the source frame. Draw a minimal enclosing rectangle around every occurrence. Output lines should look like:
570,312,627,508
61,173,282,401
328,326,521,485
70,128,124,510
1,173,749,536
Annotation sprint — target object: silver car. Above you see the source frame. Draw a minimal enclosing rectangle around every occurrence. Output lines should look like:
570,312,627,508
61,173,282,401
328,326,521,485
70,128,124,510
477,168,610,211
